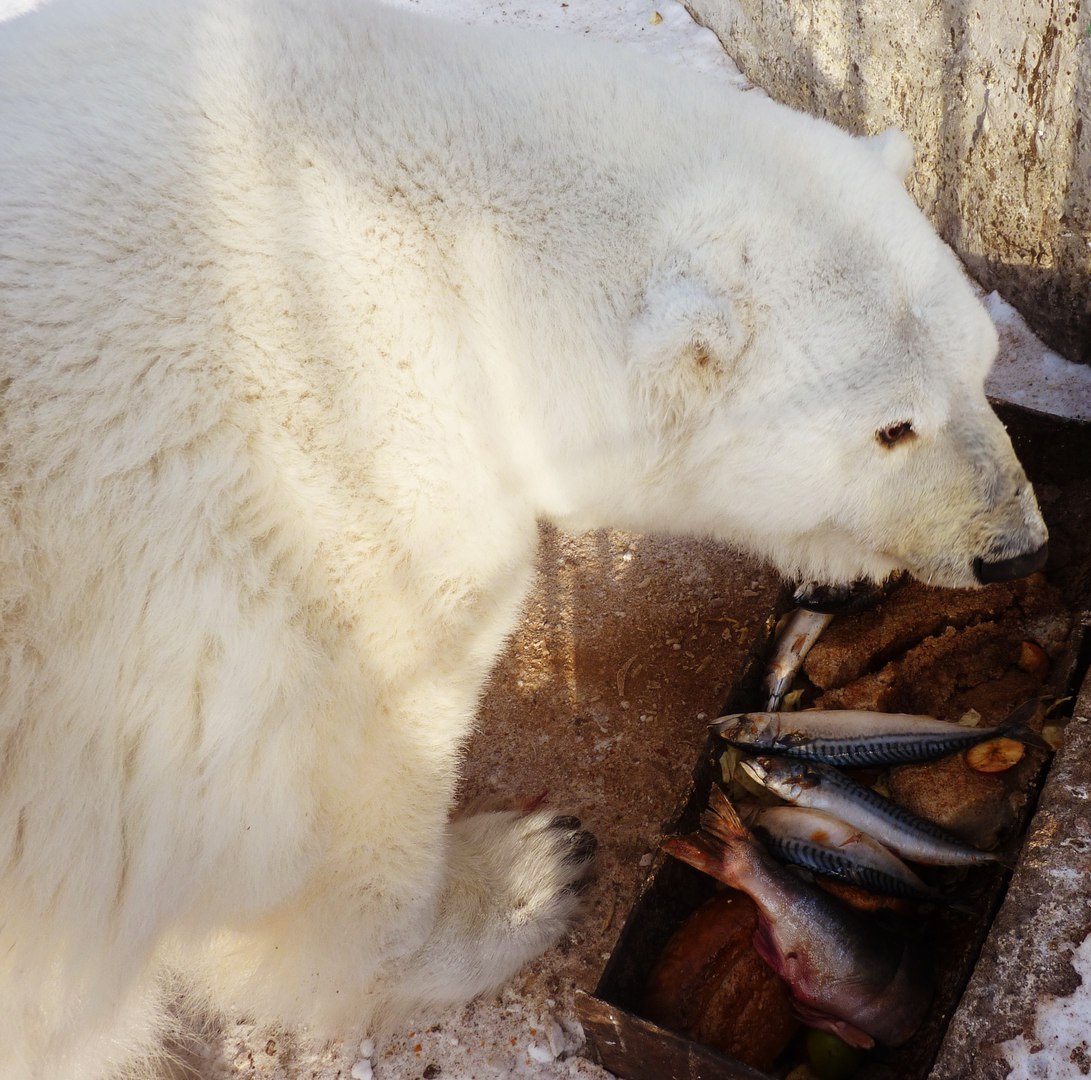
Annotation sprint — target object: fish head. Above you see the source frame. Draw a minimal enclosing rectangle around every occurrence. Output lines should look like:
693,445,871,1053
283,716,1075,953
753,919,878,1051
754,756,820,801
738,758,770,786
714,712,776,746
827,940,933,1048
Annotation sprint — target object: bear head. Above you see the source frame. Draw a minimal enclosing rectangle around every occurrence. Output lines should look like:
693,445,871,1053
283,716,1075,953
628,123,1047,590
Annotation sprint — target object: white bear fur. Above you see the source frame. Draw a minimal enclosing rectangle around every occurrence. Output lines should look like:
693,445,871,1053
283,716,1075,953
0,0,1045,1076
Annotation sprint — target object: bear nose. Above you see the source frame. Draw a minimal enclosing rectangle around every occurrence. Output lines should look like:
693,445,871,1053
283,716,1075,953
972,541,1048,584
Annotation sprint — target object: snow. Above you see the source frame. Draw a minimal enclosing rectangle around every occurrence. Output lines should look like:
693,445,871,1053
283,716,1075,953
983,291,1091,423
389,0,749,84
999,933,1091,1079
527,1042,557,1064
350,1036,377,1079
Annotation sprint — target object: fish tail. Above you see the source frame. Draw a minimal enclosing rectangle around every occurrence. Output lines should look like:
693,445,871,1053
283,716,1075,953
987,842,1019,871
662,787,750,885
701,784,750,844
661,834,731,881
945,894,979,916
998,698,1052,752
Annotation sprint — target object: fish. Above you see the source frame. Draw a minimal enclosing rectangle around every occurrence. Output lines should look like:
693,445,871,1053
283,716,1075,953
762,607,833,711
713,698,1051,767
763,573,908,710
664,786,931,1049
743,804,960,906
741,757,1005,867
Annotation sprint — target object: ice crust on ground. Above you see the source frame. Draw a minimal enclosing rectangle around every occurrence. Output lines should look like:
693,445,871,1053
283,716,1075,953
393,0,749,84
983,291,1091,422
999,933,1091,1080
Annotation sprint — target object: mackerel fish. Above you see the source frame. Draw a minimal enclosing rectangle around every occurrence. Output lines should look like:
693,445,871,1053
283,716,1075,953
713,699,1049,767
741,756,1004,867
762,607,833,711
743,804,958,905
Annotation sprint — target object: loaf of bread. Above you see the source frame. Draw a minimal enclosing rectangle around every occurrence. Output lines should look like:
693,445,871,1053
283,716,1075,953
644,890,797,1071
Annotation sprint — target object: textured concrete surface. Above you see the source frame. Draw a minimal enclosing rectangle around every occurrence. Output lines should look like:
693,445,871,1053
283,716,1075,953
929,659,1091,1080
686,0,1091,366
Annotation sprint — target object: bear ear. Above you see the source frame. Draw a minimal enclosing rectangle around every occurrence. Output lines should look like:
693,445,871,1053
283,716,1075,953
867,128,915,183
629,268,751,424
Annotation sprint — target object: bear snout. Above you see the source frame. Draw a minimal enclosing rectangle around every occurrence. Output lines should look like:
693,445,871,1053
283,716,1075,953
972,541,1049,584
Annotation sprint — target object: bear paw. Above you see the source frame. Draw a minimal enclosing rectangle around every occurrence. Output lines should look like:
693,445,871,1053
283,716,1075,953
406,807,597,1004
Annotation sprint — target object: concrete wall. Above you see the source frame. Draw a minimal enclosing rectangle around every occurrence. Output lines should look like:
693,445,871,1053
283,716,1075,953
687,0,1091,365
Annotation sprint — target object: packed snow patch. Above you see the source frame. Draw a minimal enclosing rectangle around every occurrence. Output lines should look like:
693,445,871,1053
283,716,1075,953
999,933,1091,1079
984,292,1091,423
390,0,749,85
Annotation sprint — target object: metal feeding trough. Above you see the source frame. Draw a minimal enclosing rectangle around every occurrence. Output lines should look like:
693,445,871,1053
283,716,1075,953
575,404,1091,1080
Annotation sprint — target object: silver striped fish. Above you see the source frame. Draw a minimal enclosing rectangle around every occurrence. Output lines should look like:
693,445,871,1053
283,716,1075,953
743,804,957,905
762,607,833,711
713,699,1049,767
741,757,1006,867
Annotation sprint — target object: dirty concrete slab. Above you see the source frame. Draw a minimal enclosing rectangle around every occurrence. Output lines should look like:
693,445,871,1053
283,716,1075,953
686,0,1091,368
929,661,1091,1080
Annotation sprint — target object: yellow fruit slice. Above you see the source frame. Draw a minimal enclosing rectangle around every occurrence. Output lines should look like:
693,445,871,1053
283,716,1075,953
966,737,1025,773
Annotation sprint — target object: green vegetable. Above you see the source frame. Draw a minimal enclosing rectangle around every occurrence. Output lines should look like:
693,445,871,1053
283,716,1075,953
805,1028,864,1079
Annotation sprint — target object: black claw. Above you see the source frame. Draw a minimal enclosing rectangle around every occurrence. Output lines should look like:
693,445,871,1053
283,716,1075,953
563,874,594,896
564,829,598,866
550,815,582,832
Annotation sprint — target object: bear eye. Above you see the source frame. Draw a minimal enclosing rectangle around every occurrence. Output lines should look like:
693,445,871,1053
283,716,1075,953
876,420,915,448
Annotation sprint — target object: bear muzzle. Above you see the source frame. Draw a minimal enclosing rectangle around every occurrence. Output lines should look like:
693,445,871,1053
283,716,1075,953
972,540,1049,584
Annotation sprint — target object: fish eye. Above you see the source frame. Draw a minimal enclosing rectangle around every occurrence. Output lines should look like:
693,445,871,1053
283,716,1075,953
876,420,916,449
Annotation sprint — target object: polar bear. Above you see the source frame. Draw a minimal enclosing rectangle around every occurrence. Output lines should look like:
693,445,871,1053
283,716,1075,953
0,0,1047,1076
